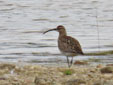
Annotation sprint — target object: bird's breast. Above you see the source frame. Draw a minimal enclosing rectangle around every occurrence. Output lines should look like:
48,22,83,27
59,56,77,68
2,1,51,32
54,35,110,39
58,38,77,56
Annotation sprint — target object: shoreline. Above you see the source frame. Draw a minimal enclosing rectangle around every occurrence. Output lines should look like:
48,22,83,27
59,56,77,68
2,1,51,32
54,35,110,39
0,62,113,85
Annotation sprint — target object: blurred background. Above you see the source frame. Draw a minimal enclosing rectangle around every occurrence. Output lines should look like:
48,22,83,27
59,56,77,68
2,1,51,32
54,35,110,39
0,0,113,66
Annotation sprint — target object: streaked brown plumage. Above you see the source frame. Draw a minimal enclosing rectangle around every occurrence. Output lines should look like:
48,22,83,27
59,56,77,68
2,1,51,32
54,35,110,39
43,25,84,67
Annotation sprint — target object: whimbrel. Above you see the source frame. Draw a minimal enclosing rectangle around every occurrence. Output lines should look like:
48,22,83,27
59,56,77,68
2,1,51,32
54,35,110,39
43,25,84,67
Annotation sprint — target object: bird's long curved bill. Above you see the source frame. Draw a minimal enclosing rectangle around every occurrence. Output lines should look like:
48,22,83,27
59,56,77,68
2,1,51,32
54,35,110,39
43,28,57,34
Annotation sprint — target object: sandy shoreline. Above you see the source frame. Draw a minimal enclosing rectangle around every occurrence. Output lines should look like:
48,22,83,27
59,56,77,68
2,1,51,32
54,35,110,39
0,62,113,85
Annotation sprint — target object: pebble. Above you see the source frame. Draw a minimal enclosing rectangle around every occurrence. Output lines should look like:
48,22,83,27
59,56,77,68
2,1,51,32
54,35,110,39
101,66,113,73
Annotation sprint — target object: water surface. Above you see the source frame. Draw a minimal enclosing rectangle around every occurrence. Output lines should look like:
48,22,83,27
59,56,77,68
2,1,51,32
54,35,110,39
0,0,113,65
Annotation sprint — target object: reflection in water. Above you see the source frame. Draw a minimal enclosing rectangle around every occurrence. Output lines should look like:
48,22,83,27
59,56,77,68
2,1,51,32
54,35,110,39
0,0,113,65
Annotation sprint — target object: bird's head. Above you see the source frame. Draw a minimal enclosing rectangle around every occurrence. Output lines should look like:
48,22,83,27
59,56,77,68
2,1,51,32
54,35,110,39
43,25,66,35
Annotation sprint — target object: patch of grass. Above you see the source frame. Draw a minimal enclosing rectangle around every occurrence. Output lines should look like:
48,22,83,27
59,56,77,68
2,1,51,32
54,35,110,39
27,60,39,63
63,69,73,75
88,58,101,62
58,68,74,75
85,50,113,56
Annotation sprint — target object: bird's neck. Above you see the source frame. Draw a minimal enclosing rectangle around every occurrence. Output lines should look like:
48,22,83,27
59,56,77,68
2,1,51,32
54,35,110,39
59,30,67,37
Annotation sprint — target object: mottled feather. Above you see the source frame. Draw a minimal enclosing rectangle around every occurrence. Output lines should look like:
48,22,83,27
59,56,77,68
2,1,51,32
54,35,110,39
58,36,84,56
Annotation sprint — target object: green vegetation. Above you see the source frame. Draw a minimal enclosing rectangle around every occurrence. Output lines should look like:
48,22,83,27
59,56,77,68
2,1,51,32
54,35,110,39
63,69,73,75
88,58,101,62
85,50,113,56
58,68,74,75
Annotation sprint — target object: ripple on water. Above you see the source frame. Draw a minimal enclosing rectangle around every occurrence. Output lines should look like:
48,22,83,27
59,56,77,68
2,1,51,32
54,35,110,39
0,0,113,65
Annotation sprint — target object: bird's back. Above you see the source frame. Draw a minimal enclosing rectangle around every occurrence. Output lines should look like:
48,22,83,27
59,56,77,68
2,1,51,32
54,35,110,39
58,35,84,56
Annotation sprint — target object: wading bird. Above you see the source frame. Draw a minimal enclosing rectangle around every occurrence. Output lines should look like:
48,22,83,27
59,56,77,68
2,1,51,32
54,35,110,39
43,25,84,67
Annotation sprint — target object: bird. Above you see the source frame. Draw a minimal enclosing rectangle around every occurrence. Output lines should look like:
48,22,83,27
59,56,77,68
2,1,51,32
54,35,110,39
43,25,84,67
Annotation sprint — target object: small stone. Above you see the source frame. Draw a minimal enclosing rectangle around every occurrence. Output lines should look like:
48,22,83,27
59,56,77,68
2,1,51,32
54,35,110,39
65,79,86,85
96,64,103,68
102,74,113,79
0,77,6,80
94,82,102,85
34,76,53,85
100,66,113,73
74,60,88,65
106,64,113,66
93,80,104,85
34,77,46,85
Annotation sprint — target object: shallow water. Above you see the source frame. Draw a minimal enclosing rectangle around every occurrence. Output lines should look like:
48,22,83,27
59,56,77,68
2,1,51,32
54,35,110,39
0,0,113,65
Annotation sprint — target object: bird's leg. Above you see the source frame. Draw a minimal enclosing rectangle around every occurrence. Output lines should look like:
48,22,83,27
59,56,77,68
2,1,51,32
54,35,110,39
70,57,73,67
66,56,70,68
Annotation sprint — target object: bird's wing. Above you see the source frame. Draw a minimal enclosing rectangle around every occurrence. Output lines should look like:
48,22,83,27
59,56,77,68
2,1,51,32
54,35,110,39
58,36,83,55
